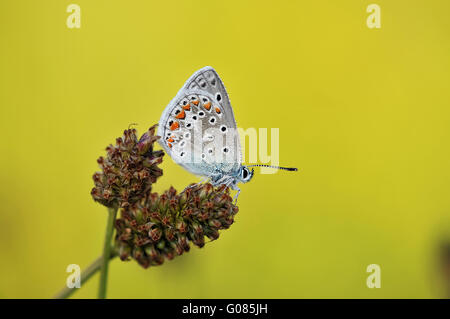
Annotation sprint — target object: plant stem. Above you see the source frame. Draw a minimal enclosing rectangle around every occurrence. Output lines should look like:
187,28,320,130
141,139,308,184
53,249,117,299
97,206,118,299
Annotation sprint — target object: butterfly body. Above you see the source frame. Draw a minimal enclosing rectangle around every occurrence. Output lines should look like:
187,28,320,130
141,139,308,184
209,165,254,190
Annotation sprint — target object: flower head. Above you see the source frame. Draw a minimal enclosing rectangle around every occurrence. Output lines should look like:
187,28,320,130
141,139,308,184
115,183,239,268
91,125,164,208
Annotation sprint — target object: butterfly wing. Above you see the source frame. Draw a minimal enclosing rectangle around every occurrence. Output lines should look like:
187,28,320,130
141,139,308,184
158,67,241,178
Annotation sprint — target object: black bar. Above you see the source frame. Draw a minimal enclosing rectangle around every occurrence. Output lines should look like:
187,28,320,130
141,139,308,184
0,299,448,317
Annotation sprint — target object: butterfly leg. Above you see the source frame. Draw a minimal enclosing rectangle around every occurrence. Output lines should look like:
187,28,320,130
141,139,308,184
218,177,240,204
197,177,209,185
214,176,228,186
181,177,210,193
232,187,241,205
210,176,240,204
210,174,231,187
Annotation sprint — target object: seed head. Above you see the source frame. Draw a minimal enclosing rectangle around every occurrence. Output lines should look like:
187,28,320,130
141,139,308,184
91,125,164,207
114,184,239,268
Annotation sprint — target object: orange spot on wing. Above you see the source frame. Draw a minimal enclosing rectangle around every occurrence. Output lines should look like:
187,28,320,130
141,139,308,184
175,110,186,119
215,107,221,114
183,104,191,111
192,100,199,106
170,121,179,131
167,138,174,142
168,143,172,148
203,101,211,110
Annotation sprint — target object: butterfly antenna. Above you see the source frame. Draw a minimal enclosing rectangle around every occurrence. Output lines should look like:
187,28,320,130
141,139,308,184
247,164,298,172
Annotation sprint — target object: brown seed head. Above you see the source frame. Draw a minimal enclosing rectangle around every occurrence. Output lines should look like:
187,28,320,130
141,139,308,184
91,124,164,207
114,183,238,268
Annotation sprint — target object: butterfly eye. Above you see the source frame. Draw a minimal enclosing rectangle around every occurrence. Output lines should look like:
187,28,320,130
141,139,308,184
242,168,249,179
215,93,222,102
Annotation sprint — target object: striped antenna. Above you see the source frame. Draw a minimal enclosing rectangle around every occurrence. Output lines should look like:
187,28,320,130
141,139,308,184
247,164,298,172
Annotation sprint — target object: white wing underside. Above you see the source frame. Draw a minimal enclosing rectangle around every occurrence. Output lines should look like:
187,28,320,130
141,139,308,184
157,67,242,178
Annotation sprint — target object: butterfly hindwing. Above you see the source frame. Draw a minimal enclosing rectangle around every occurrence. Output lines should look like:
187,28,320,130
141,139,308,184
158,67,242,178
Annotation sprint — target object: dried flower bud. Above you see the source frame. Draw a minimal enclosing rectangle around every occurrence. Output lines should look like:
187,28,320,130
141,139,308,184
114,183,238,269
91,124,164,207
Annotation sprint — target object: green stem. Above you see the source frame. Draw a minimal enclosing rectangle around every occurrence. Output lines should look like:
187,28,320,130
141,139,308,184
53,249,117,299
97,206,118,299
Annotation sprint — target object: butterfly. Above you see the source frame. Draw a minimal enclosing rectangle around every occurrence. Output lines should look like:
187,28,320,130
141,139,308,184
157,66,297,200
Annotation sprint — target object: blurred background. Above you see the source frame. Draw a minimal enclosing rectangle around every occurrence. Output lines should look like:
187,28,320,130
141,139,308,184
1,0,450,298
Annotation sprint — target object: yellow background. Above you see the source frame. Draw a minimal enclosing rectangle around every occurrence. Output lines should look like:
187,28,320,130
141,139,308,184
1,0,450,298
